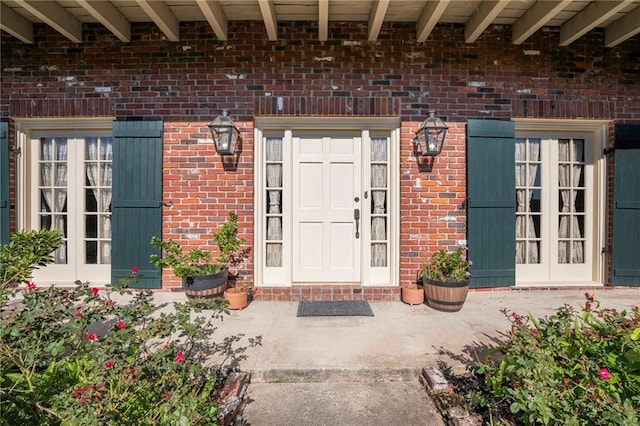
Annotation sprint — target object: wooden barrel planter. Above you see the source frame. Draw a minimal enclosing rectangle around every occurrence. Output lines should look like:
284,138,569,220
183,268,228,301
422,278,470,312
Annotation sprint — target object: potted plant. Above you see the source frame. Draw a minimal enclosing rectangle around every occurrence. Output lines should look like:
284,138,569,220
223,279,250,310
150,212,249,301
401,282,425,305
421,246,471,312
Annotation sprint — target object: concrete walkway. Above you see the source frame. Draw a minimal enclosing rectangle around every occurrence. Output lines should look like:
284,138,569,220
148,288,640,425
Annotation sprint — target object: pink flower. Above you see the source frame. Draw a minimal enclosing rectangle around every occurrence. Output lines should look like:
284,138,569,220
86,333,99,341
116,321,126,329
599,368,612,380
74,309,82,317
26,282,36,290
174,351,185,363
162,341,170,349
131,266,139,274
104,360,115,369
91,287,99,296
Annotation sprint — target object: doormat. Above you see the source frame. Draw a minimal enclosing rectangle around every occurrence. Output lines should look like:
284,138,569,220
296,300,374,317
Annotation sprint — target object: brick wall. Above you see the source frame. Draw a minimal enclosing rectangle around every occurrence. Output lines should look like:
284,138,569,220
1,21,639,295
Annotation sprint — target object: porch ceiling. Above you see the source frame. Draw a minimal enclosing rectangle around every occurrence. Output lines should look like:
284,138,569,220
1,1,639,48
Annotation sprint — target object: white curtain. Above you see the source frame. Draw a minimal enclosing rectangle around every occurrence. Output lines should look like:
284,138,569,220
558,140,584,264
86,138,113,264
41,138,68,264
515,139,540,264
371,138,387,267
266,137,283,267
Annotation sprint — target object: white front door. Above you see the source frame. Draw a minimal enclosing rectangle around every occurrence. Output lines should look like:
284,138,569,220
292,131,362,282
515,132,597,284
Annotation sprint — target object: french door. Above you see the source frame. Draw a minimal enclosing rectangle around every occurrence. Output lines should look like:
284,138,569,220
515,132,596,284
27,131,113,284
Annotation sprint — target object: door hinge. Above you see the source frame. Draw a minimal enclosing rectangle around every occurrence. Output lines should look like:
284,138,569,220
601,246,612,255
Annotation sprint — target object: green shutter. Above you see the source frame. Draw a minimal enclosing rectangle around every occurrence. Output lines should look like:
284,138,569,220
0,122,9,246
466,120,516,288
112,121,163,288
612,124,640,286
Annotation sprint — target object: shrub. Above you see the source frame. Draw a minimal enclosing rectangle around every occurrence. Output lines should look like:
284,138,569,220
0,230,254,425
475,294,640,425
422,246,471,282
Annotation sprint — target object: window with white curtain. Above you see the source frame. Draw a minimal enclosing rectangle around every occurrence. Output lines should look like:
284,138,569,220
39,137,69,264
265,136,283,267
85,137,113,264
370,137,388,267
515,137,541,265
557,138,585,264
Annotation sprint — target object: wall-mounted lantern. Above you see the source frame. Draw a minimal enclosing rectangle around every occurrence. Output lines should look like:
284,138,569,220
412,109,448,159
208,109,240,156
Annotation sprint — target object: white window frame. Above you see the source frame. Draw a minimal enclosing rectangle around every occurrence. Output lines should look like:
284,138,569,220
512,118,609,286
254,117,400,287
15,118,115,285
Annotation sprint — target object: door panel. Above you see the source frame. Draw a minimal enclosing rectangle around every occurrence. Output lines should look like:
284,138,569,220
1,122,9,245
293,133,361,282
467,119,516,288
612,124,640,286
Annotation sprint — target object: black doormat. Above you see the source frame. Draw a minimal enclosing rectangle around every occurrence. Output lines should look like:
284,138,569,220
297,300,374,317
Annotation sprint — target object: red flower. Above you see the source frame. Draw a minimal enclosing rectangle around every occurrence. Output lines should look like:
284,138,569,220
131,266,139,274
91,287,99,296
104,360,115,369
116,321,126,329
86,333,99,341
74,309,82,317
26,282,36,290
174,351,185,363
598,368,612,380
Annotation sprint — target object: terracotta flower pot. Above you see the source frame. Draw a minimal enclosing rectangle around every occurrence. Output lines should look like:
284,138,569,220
401,285,424,305
224,288,248,310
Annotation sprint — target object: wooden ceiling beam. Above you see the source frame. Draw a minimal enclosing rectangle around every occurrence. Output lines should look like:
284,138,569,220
0,3,34,43
465,0,510,43
416,0,450,42
318,0,329,41
559,0,632,46
196,0,228,41
605,3,640,47
512,0,573,45
13,0,82,43
77,0,131,42
136,0,180,42
368,0,390,41
258,0,278,41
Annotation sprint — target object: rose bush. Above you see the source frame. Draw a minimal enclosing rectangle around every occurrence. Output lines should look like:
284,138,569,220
0,230,255,425
471,294,640,425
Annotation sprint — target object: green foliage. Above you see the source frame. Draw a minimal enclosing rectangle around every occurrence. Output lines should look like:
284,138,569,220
476,295,640,425
150,212,249,279
422,246,471,282
0,230,63,287
0,230,257,425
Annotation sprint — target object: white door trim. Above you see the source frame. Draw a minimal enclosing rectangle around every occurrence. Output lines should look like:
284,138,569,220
254,116,400,287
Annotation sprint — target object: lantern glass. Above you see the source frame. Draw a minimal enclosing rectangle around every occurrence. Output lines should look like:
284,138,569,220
208,110,240,155
414,110,448,157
